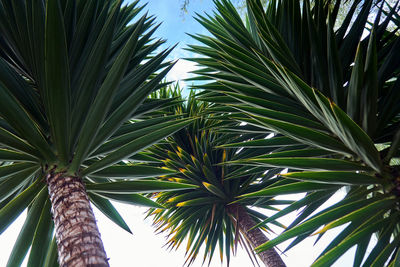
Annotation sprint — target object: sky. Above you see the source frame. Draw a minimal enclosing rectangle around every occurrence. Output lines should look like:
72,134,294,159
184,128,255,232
143,0,214,89
0,1,358,266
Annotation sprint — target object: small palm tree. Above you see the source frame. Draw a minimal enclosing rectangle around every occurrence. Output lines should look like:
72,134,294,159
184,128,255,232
146,89,288,266
0,1,194,266
187,0,400,266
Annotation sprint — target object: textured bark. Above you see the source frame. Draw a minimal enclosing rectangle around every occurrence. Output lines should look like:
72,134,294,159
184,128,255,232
46,170,109,267
229,204,286,267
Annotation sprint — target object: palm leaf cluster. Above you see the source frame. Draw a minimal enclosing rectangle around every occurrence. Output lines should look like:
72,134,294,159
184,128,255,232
146,89,290,266
0,0,194,265
188,0,400,266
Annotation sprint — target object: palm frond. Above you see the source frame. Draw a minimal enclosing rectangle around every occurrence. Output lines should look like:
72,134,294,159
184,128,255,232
188,0,400,266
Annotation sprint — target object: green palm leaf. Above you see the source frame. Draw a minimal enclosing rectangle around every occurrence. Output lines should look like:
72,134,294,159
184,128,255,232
0,1,190,265
188,0,400,265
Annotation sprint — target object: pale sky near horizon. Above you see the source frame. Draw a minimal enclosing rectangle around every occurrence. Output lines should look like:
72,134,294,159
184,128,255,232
0,1,357,266
0,193,356,267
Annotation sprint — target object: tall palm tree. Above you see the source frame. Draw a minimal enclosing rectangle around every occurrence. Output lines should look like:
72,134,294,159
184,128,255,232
0,1,195,266
187,0,400,266
146,88,288,266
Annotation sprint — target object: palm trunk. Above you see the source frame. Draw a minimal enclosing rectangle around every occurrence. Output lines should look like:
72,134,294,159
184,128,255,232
46,169,109,267
230,204,286,267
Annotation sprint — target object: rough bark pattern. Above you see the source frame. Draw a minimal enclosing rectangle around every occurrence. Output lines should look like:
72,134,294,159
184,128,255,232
230,204,286,267
46,171,109,267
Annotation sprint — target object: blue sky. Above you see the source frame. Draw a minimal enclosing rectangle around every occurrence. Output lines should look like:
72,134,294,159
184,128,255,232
139,0,217,88
143,0,214,47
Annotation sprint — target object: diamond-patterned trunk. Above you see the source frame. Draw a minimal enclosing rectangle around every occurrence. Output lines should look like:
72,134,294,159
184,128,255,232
230,204,286,267
46,170,109,267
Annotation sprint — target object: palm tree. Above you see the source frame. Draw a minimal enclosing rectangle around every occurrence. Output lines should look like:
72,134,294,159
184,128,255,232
0,1,195,266
146,88,288,266
187,0,400,266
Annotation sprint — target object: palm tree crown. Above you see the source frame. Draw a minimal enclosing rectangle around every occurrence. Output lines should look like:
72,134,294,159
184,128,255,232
187,0,400,266
0,0,194,265
147,88,289,266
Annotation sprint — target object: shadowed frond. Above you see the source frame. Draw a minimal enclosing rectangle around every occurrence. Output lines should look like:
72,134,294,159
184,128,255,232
188,0,400,266
0,1,192,265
